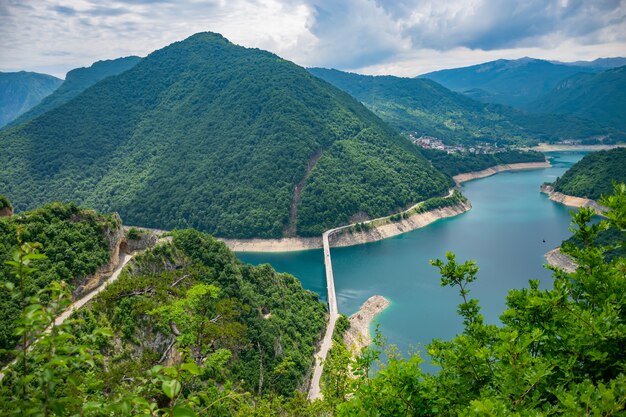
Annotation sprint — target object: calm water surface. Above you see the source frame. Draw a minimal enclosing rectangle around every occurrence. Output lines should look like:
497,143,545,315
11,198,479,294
238,152,587,356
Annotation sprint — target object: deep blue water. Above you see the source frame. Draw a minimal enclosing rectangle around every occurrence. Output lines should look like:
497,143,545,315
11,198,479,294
238,152,587,356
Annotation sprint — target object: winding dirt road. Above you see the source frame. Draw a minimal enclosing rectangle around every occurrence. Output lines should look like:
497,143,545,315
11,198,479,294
0,253,134,382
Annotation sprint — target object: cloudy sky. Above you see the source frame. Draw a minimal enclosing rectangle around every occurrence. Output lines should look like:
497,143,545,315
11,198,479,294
1,0,625,78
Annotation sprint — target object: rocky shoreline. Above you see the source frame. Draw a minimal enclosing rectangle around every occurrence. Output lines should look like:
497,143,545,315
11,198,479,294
452,161,551,185
539,184,608,213
221,161,555,253
545,247,577,273
529,143,626,152
343,295,390,353
220,201,471,252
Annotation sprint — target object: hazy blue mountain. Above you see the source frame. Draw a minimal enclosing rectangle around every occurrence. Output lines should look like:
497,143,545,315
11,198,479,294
529,66,626,131
419,58,597,108
9,56,141,127
0,33,451,238
0,71,62,127
553,57,626,69
308,67,621,145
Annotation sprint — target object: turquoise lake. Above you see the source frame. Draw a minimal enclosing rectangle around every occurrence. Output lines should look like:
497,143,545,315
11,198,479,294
238,151,587,357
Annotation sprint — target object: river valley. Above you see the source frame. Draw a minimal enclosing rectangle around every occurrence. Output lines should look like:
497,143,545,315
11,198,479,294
238,151,588,361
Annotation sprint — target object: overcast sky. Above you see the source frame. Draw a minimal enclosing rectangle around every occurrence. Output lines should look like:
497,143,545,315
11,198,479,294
1,0,625,78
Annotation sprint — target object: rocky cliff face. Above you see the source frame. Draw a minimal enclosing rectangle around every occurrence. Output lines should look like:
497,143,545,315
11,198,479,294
0,206,12,217
72,214,125,299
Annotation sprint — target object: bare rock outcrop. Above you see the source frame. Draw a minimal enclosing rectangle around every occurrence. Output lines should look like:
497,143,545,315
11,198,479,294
343,295,390,353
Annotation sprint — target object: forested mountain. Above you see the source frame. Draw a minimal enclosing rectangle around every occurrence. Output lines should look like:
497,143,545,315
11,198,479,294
528,66,626,131
308,68,620,145
9,56,141,127
419,58,597,108
0,71,62,127
0,32,451,238
552,148,626,200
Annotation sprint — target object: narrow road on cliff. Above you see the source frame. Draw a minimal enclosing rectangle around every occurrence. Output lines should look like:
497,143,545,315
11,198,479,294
0,252,135,382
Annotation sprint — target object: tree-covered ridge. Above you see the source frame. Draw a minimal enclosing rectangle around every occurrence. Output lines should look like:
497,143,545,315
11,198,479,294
0,227,327,415
0,32,450,238
420,148,546,176
81,229,326,397
0,195,11,210
527,66,626,131
308,67,620,146
553,148,626,200
0,202,118,362
8,56,141,127
419,58,598,108
0,71,62,128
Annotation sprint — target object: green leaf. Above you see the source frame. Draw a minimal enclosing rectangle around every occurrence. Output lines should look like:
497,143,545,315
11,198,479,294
172,405,197,417
162,379,181,400
180,362,200,375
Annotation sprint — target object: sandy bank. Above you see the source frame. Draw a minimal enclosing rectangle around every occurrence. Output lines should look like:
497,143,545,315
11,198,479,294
330,201,472,247
219,237,321,252
540,185,608,213
343,295,390,353
453,161,551,185
529,143,626,152
220,200,471,252
545,247,577,273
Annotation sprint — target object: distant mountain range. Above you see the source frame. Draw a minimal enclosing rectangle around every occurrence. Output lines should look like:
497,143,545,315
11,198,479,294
0,32,450,238
0,71,62,128
9,56,141,127
527,66,626,131
419,58,599,108
309,67,621,145
551,57,626,69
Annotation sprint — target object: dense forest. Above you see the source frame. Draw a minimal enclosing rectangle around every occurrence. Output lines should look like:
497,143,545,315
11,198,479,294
308,67,621,146
527,66,626,131
8,56,141,127
0,71,61,128
0,200,118,363
552,148,626,200
0,185,624,416
419,58,598,108
0,33,450,239
420,148,546,176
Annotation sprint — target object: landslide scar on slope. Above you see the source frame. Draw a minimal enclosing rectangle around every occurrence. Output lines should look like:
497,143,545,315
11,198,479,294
284,149,323,237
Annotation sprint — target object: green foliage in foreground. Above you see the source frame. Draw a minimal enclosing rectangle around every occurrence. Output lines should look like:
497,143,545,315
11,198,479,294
0,195,10,210
553,148,626,200
0,202,116,362
0,227,327,416
421,148,546,176
0,32,450,238
1,184,624,416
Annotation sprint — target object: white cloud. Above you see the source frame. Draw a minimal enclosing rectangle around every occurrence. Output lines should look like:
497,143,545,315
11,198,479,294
0,0,624,78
